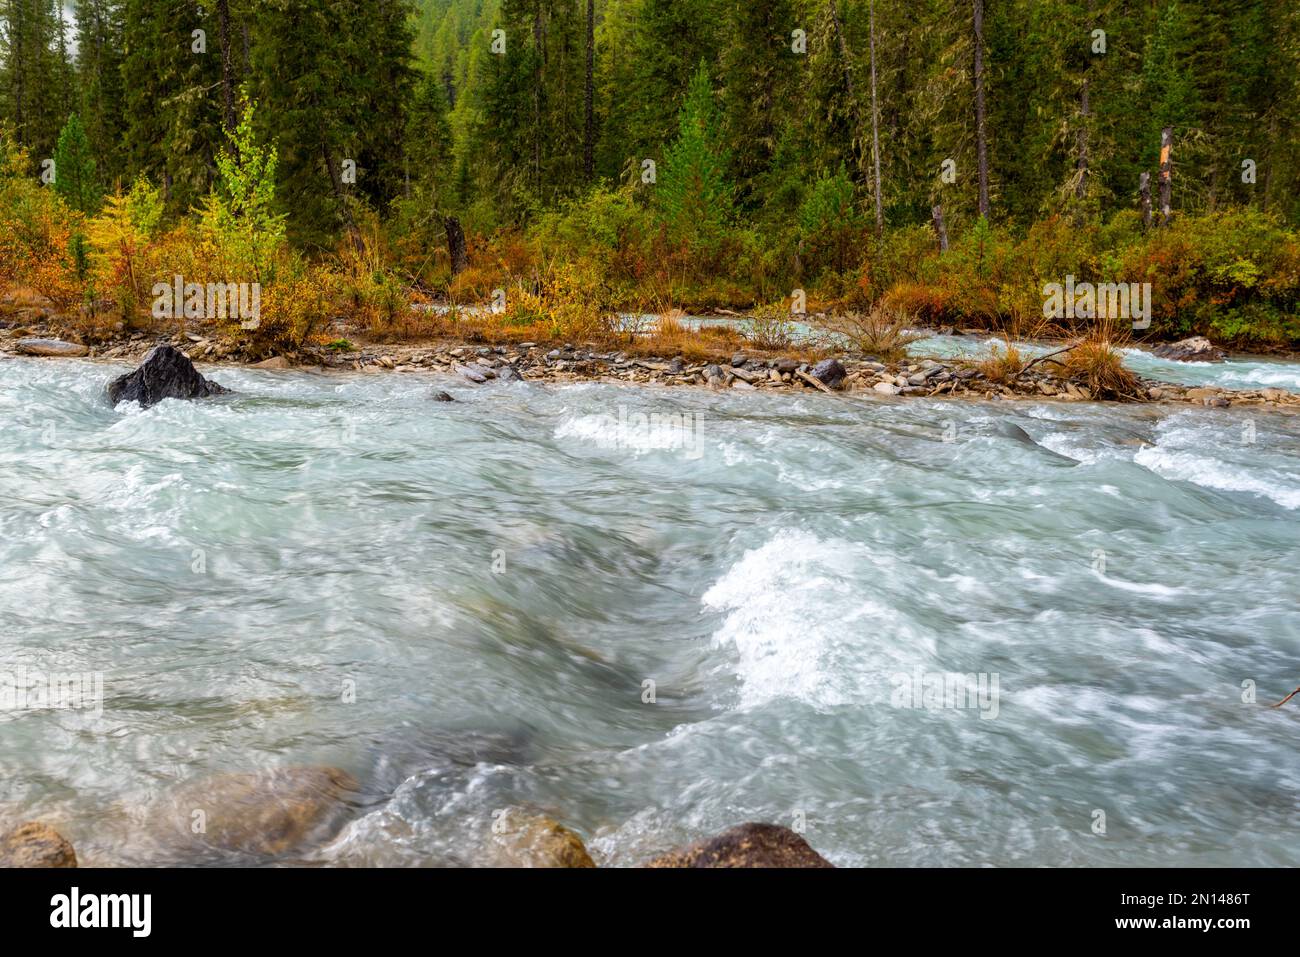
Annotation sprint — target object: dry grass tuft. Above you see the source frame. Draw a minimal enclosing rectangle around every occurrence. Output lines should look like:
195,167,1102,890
745,303,795,351
819,303,927,361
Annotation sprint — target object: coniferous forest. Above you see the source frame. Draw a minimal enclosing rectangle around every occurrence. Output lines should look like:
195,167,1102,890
2,1,1300,352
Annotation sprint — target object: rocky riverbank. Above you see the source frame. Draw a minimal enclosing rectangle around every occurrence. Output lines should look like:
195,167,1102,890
0,766,833,868
4,324,1299,411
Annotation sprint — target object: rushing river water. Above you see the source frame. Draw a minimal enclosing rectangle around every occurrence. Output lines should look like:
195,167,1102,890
1,354,1298,867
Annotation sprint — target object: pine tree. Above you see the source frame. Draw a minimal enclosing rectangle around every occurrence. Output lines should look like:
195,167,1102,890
121,0,223,209
248,0,416,244
656,61,733,244
53,112,101,212
73,0,127,185
719,0,800,209
0,0,72,164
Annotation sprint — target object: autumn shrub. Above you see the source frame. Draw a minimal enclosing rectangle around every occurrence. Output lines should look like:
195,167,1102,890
745,302,795,351
978,339,1027,384
819,303,926,360
0,127,83,308
499,258,610,342
84,177,166,324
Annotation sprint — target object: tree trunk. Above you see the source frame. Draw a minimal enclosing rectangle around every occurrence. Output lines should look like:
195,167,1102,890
868,0,884,235
1076,0,1094,202
1139,172,1152,229
932,204,949,252
1158,126,1173,226
1076,78,1089,201
13,0,26,146
972,0,990,219
584,0,595,182
533,3,544,189
216,0,238,139
323,146,363,253
445,216,468,277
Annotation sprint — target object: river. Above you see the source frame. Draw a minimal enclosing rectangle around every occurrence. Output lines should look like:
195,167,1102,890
1,353,1297,866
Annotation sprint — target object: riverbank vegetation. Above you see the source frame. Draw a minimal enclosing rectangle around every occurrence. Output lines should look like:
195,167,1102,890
1,0,1299,358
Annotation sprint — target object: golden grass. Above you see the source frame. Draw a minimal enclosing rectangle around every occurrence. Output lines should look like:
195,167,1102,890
1058,337,1142,399
978,339,1027,384
819,303,927,361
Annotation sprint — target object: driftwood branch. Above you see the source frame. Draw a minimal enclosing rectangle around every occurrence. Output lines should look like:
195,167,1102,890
1012,343,1079,381
1271,686,1300,709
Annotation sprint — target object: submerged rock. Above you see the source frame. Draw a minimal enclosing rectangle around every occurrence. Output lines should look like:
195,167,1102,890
16,338,88,358
645,822,833,868
810,358,847,389
1151,336,1225,363
432,390,455,402
159,766,359,858
107,344,229,408
0,822,77,868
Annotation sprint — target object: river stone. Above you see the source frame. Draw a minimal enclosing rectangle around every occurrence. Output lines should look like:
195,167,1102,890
16,338,89,358
496,363,524,382
810,358,847,388
107,345,229,408
646,823,833,868
454,362,488,383
1152,336,1225,363
775,358,800,375
432,390,455,402
0,822,77,868
162,766,359,858
252,355,289,369
873,381,900,395
486,810,596,868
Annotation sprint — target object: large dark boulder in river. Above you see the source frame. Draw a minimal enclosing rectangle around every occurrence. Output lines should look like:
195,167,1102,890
645,822,834,868
810,358,847,389
0,822,77,867
107,344,229,407
1151,336,1225,363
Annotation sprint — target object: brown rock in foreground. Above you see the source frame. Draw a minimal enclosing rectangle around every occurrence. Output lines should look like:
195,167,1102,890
645,822,834,868
0,822,78,868
487,810,596,868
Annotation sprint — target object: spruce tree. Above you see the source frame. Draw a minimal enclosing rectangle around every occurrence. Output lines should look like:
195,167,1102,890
53,112,101,212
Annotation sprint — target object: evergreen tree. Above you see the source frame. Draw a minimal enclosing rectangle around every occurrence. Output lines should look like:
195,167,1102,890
73,0,127,185
0,0,72,164
719,0,801,210
656,61,733,244
53,111,101,212
248,0,416,245
121,0,223,209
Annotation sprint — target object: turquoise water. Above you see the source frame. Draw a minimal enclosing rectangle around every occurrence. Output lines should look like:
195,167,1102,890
911,335,1300,394
1,356,1298,866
